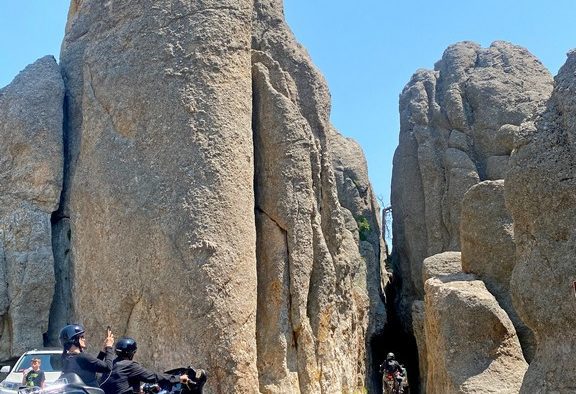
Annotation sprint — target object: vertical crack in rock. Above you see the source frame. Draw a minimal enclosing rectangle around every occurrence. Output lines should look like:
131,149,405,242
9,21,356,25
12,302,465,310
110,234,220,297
47,214,73,346
48,81,75,345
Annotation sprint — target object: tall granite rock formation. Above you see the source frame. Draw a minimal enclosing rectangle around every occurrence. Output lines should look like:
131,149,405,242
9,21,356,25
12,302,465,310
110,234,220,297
391,41,553,327
328,130,389,390
0,57,64,358
57,2,260,391
251,3,386,391
0,1,390,393
391,41,554,392
506,50,576,393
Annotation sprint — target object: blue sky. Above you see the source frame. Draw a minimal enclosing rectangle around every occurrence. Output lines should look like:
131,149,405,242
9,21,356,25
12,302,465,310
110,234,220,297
284,0,576,209
2,1,576,211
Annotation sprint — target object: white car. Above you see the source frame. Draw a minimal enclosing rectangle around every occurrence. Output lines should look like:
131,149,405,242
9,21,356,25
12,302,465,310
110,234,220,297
0,349,62,393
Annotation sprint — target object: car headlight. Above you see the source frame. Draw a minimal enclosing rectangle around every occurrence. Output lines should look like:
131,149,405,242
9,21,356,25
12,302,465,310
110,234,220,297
0,381,18,389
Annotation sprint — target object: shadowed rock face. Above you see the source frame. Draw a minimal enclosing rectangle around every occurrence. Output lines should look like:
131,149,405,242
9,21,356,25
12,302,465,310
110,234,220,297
391,41,553,327
0,57,64,358
506,51,576,393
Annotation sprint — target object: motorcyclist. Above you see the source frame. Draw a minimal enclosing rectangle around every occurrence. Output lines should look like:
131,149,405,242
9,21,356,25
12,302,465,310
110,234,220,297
99,337,190,394
380,352,404,374
60,324,114,387
380,352,405,391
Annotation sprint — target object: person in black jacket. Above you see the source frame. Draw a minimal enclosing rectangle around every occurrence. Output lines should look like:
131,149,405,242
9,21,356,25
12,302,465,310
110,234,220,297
380,352,404,375
380,352,406,393
100,337,189,394
60,324,115,387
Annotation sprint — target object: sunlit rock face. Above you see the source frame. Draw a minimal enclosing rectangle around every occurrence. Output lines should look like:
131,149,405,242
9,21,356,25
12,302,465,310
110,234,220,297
460,180,535,362
391,41,553,328
36,0,386,392
0,56,64,358
252,2,386,392
506,50,576,393
412,251,462,389
424,275,527,393
415,251,528,393
56,1,259,391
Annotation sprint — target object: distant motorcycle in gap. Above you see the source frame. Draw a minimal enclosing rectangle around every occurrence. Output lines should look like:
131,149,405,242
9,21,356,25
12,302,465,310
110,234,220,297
382,369,406,394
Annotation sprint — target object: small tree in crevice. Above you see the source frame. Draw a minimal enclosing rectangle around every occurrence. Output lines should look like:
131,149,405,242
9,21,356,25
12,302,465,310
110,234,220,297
357,216,371,241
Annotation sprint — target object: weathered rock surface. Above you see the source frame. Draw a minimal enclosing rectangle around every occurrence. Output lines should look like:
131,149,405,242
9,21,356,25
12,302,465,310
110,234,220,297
329,133,388,301
417,251,530,393
461,180,535,361
411,301,426,392
56,3,259,391
424,276,527,393
506,50,576,393
414,251,461,391
328,130,388,390
252,61,361,392
251,3,385,391
0,56,64,358
391,41,553,328
422,251,462,283
486,155,510,180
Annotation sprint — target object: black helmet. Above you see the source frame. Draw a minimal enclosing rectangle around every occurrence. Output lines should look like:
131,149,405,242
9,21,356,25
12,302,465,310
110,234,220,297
115,337,137,358
386,352,395,360
59,324,85,349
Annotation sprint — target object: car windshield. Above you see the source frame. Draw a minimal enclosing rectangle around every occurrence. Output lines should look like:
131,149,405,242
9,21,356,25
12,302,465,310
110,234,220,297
14,353,62,373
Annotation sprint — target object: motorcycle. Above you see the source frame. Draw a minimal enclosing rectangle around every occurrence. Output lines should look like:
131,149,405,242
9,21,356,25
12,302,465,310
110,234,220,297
382,370,405,394
141,366,207,394
16,366,207,394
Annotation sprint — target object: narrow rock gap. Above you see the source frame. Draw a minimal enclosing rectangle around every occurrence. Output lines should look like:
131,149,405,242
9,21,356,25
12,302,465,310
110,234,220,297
372,275,420,393
46,90,73,347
